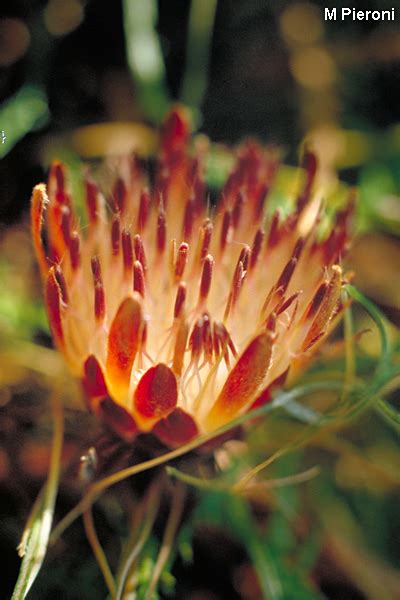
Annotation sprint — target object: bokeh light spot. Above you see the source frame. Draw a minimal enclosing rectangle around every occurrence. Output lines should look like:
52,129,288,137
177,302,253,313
291,46,336,89
0,18,30,66
44,0,84,37
280,2,323,46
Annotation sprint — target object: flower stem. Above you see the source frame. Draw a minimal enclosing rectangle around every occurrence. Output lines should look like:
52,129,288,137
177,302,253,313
83,507,117,599
144,481,186,600
115,475,164,600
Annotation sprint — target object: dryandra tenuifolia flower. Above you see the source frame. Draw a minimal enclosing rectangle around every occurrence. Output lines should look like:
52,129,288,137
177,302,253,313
31,108,352,448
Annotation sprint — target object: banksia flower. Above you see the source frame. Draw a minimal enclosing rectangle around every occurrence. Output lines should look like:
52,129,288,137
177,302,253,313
31,108,353,448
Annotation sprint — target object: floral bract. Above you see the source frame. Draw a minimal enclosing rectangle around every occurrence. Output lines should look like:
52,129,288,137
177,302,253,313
31,108,352,447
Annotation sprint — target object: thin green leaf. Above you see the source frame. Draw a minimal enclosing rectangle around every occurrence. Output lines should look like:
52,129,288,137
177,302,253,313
345,284,391,378
166,466,229,491
376,398,400,433
345,284,400,430
11,393,63,599
115,478,163,600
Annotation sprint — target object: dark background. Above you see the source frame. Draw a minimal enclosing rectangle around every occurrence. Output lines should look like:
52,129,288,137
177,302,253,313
1,0,400,223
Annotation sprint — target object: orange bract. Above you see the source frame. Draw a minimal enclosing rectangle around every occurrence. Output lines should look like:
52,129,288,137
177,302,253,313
31,107,353,446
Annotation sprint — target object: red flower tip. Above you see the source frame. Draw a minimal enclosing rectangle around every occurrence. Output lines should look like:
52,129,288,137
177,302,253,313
106,295,143,396
134,364,178,429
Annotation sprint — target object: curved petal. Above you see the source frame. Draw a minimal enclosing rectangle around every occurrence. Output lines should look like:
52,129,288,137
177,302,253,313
98,397,138,440
205,331,274,430
134,363,177,429
106,295,143,395
82,355,108,410
250,368,289,410
152,408,198,448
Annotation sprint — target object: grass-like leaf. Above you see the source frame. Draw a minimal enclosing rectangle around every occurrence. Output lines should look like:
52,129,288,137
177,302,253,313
345,284,400,430
11,393,63,600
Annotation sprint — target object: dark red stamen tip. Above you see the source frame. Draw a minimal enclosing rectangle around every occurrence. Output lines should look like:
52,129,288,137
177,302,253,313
277,291,300,315
254,183,268,220
276,257,297,294
133,234,147,271
232,191,244,228
220,210,232,251
161,107,189,155
225,260,244,319
304,281,329,321
174,282,187,318
200,220,213,261
60,206,71,246
94,284,105,322
54,264,69,304
111,214,121,256
157,206,166,254
296,149,317,213
250,228,264,269
46,268,64,345
91,255,101,282
69,231,81,270
85,177,99,224
175,242,189,279
138,188,150,232
267,209,281,248
189,317,204,360
49,162,66,202
113,177,127,214
53,162,65,193
91,256,105,321
266,311,277,332
238,245,251,272
122,228,133,272
199,254,214,301
292,237,304,260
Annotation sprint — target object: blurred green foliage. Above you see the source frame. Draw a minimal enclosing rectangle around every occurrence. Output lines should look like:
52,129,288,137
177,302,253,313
0,85,49,160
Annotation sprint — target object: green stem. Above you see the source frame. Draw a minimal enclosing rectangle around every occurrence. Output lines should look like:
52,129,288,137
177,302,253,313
115,476,163,600
83,507,116,598
144,482,186,600
122,0,170,123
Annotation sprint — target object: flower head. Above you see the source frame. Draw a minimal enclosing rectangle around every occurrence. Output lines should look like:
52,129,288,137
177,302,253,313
31,108,353,447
